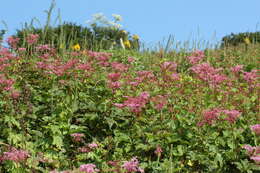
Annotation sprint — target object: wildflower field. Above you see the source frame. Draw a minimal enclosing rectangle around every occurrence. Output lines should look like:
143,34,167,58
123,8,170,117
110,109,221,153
0,7,260,173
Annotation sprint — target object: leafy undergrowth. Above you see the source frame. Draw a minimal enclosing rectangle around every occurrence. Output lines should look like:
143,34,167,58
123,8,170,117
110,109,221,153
0,37,259,173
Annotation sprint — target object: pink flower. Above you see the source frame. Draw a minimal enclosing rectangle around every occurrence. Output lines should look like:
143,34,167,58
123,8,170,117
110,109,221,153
186,50,205,65
0,75,15,91
129,81,139,87
79,164,99,173
107,73,121,81
6,36,20,48
88,143,98,149
1,148,29,163
171,73,180,81
111,62,129,72
113,103,125,108
243,70,258,84
114,92,150,114
122,157,144,173
107,160,119,167
78,146,91,153
77,63,93,71
26,34,39,44
243,145,255,155
154,146,163,156
108,81,121,90
222,110,241,123
230,65,243,73
250,155,260,164
128,57,135,63
190,63,227,87
160,61,177,72
18,48,26,52
250,124,260,135
36,44,52,51
70,133,85,142
137,71,154,79
197,108,222,126
150,95,168,111
198,108,241,126
10,90,20,99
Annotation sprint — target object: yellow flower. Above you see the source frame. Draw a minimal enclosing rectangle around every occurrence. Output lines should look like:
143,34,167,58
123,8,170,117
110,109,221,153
244,37,250,45
59,43,65,49
187,160,193,166
123,40,131,48
121,30,127,34
72,43,80,51
132,34,139,40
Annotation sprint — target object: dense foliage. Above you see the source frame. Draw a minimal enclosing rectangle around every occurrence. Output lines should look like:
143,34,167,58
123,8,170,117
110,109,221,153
221,31,260,47
0,30,5,43
12,22,139,52
0,32,259,173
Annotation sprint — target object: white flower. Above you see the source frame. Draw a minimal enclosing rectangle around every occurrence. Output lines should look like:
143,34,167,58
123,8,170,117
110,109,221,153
92,13,105,21
86,13,123,29
112,14,123,22
108,21,122,29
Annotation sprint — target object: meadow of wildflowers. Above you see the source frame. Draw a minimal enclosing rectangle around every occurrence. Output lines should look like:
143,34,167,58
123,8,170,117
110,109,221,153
0,9,259,173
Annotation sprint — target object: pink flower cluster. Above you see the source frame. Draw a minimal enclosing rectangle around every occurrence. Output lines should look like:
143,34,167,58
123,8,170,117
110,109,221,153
107,72,121,90
250,124,260,135
187,50,205,65
26,34,39,45
79,163,100,173
190,63,227,87
243,145,260,165
70,133,85,142
0,47,17,71
0,147,29,163
0,74,15,91
132,71,155,85
88,142,98,149
6,36,20,48
78,143,99,153
221,110,241,123
36,44,52,52
160,61,177,72
197,108,241,126
243,70,258,84
50,163,99,173
111,62,129,72
122,157,144,173
114,92,150,114
154,146,163,156
88,51,112,67
108,73,121,82
128,57,135,63
230,65,243,74
150,95,168,111
36,59,79,76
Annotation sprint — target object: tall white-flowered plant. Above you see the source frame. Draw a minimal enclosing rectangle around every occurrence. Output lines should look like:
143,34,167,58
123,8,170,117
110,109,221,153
86,13,123,29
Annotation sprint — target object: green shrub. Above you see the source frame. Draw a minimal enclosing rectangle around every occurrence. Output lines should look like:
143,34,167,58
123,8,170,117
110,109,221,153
0,29,5,44
221,31,260,47
12,22,140,51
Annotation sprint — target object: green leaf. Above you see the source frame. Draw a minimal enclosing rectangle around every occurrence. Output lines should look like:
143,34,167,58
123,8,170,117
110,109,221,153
52,136,63,149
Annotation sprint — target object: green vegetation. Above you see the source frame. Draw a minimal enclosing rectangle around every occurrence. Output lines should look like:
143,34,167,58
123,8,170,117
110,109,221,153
0,1,259,173
221,31,260,47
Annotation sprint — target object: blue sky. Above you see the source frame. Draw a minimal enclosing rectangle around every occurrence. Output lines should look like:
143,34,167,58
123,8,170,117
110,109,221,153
0,0,260,47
